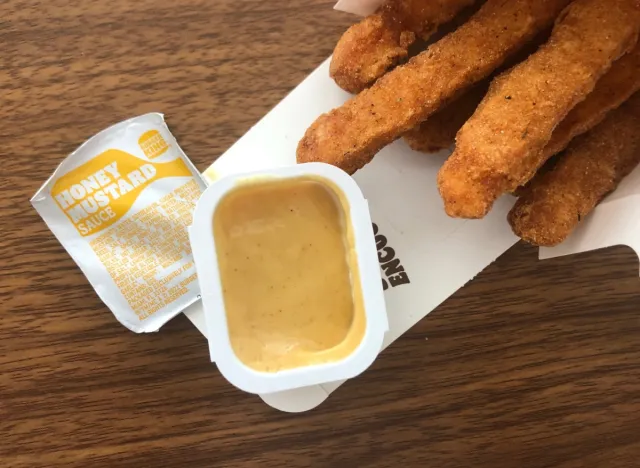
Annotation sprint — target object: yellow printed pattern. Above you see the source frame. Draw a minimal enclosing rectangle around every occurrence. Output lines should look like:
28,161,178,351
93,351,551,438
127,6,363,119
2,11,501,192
51,149,192,236
89,180,201,319
138,130,169,159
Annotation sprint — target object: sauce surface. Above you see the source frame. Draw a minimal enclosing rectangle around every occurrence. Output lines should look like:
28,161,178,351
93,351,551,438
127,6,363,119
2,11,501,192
213,177,365,372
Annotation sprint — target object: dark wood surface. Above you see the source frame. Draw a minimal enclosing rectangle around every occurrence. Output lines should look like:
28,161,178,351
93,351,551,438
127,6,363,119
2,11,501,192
2,1,640,466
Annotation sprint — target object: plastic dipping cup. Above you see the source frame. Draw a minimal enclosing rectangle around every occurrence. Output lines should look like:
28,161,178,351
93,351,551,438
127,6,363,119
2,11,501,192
190,163,388,394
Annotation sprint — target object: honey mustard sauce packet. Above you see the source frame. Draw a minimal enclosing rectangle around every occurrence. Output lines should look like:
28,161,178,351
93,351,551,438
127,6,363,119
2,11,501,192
31,113,206,332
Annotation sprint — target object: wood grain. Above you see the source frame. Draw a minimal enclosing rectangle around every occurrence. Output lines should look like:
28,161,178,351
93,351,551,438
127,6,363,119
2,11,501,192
1,1,640,466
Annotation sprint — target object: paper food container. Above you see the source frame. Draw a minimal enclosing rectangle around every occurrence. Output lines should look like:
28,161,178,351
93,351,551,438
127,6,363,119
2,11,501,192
183,0,640,412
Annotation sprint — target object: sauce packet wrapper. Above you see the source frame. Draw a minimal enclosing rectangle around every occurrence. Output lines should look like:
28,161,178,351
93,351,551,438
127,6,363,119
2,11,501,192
31,113,206,332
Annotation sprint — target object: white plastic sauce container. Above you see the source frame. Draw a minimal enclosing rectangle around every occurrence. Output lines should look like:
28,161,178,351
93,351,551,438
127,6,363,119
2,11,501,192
190,162,388,394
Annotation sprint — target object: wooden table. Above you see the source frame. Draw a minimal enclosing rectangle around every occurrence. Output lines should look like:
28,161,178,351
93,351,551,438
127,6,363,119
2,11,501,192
2,1,640,466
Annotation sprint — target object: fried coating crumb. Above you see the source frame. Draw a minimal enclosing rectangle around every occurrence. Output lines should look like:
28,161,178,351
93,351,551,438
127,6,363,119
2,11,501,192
438,0,640,219
540,42,640,162
299,0,573,175
404,41,640,157
330,0,478,94
513,43,640,195
508,93,640,247
404,83,487,153
402,30,552,153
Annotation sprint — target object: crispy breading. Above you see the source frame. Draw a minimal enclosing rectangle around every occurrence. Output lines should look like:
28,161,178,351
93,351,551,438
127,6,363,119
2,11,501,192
404,83,487,153
513,43,640,196
298,0,573,175
508,93,640,247
540,42,640,162
403,29,552,154
407,42,640,157
438,0,640,219
330,0,478,94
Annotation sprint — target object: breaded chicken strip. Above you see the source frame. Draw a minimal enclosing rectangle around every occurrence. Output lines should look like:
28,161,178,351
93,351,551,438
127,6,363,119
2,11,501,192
404,82,487,153
540,43,640,162
508,93,640,247
407,42,640,154
438,0,640,219
403,29,552,153
298,0,573,174
330,0,478,94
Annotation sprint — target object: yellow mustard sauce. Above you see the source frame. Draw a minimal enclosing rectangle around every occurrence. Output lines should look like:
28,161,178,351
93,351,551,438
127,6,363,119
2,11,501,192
213,177,366,373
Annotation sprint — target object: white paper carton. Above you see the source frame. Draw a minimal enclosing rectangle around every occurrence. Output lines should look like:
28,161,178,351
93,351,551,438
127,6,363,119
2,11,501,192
184,1,640,411
182,59,520,411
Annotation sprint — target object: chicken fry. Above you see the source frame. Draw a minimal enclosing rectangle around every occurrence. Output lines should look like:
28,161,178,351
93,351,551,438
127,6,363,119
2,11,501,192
298,0,573,175
540,43,640,162
407,42,640,155
403,82,487,153
401,30,547,153
438,0,640,219
508,93,640,247
330,0,478,94
403,28,552,154
513,43,640,195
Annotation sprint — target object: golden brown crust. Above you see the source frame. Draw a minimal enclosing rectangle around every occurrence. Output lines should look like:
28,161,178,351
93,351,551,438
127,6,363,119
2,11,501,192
438,0,640,219
508,93,640,247
404,41,640,157
540,43,640,162
512,43,640,195
299,0,573,175
330,0,478,94
403,83,487,153
401,30,552,154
